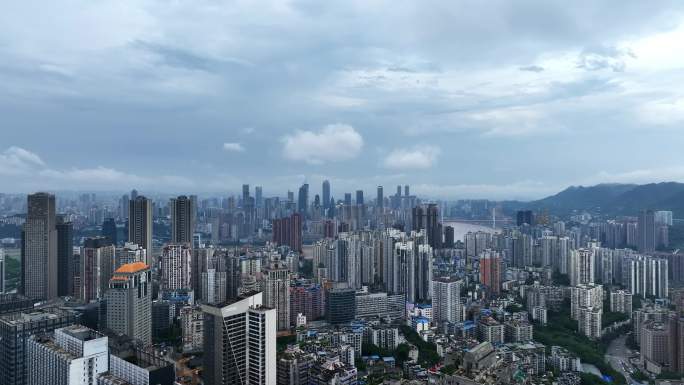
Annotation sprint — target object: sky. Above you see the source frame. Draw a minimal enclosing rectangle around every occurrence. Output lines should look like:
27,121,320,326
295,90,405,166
2,1,684,200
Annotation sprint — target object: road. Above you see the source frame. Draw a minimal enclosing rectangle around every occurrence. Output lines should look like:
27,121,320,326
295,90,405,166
605,334,644,385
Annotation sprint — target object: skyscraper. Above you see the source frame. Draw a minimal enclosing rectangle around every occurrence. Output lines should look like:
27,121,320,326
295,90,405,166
106,261,152,345
569,248,595,286
432,277,463,324
202,292,276,385
0,249,4,294
479,250,502,295
128,196,152,260
412,204,441,248
250,184,260,203
443,226,455,248
355,190,364,205
80,236,115,303
56,216,73,297
160,244,192,291
376,186,384,212
101,217,117,246
242,184,250,205
0,307,78,385
225,253,241,301
22,192,57,300
27,325,109,385
415,244,434,303
263,262,290,331
623,255,669,298
516,210,535,227
638,209,656,253
170,195,195,245
326,286,356,324
344,193,352,206
272,213,302,252
322,180,331,210
297,183,309,218
119,194,129,220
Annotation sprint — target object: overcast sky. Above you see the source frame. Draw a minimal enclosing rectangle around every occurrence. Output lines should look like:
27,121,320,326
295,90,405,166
2,1,684,200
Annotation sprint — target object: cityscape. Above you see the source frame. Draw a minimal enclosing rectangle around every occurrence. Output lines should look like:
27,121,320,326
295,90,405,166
0,184,683,385
3,2,684,385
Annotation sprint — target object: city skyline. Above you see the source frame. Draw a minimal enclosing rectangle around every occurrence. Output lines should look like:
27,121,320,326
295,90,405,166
5,2,684,385
3,2,684,199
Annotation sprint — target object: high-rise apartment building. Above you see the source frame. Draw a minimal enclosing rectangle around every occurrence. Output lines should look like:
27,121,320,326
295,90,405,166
80,236,115,303
22,192,57,300
106,262,152,345
128,196,153,260
0,307,78,385
181,306,204,353
638,209,656,253
407,243,433,304
170,195,195,244
26,325,108,385
412,204,441,248
623,255,669,298
640,321,670,369
610,289,633,315
202,292,276,385
578,306,602,339
263,262,290,331
201,266,227,305
655,211,674,226
569,248,594,286
570,284,602,320
478,317,504,344
479,250,502,295
160,244,192,292
431,277,463,325
272,213,303,252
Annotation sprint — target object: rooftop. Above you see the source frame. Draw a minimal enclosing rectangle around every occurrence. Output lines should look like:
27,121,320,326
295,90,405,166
115,261,149,274
61,325,103,342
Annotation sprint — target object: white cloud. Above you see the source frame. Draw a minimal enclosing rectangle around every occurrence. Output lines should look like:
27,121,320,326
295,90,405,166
0,146,45,175
0,146,194,192
223,142,245,152
383,145,440,170
282,124,363,164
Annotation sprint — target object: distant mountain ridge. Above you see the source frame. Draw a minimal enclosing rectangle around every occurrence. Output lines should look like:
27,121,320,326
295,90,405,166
521,182,684,216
